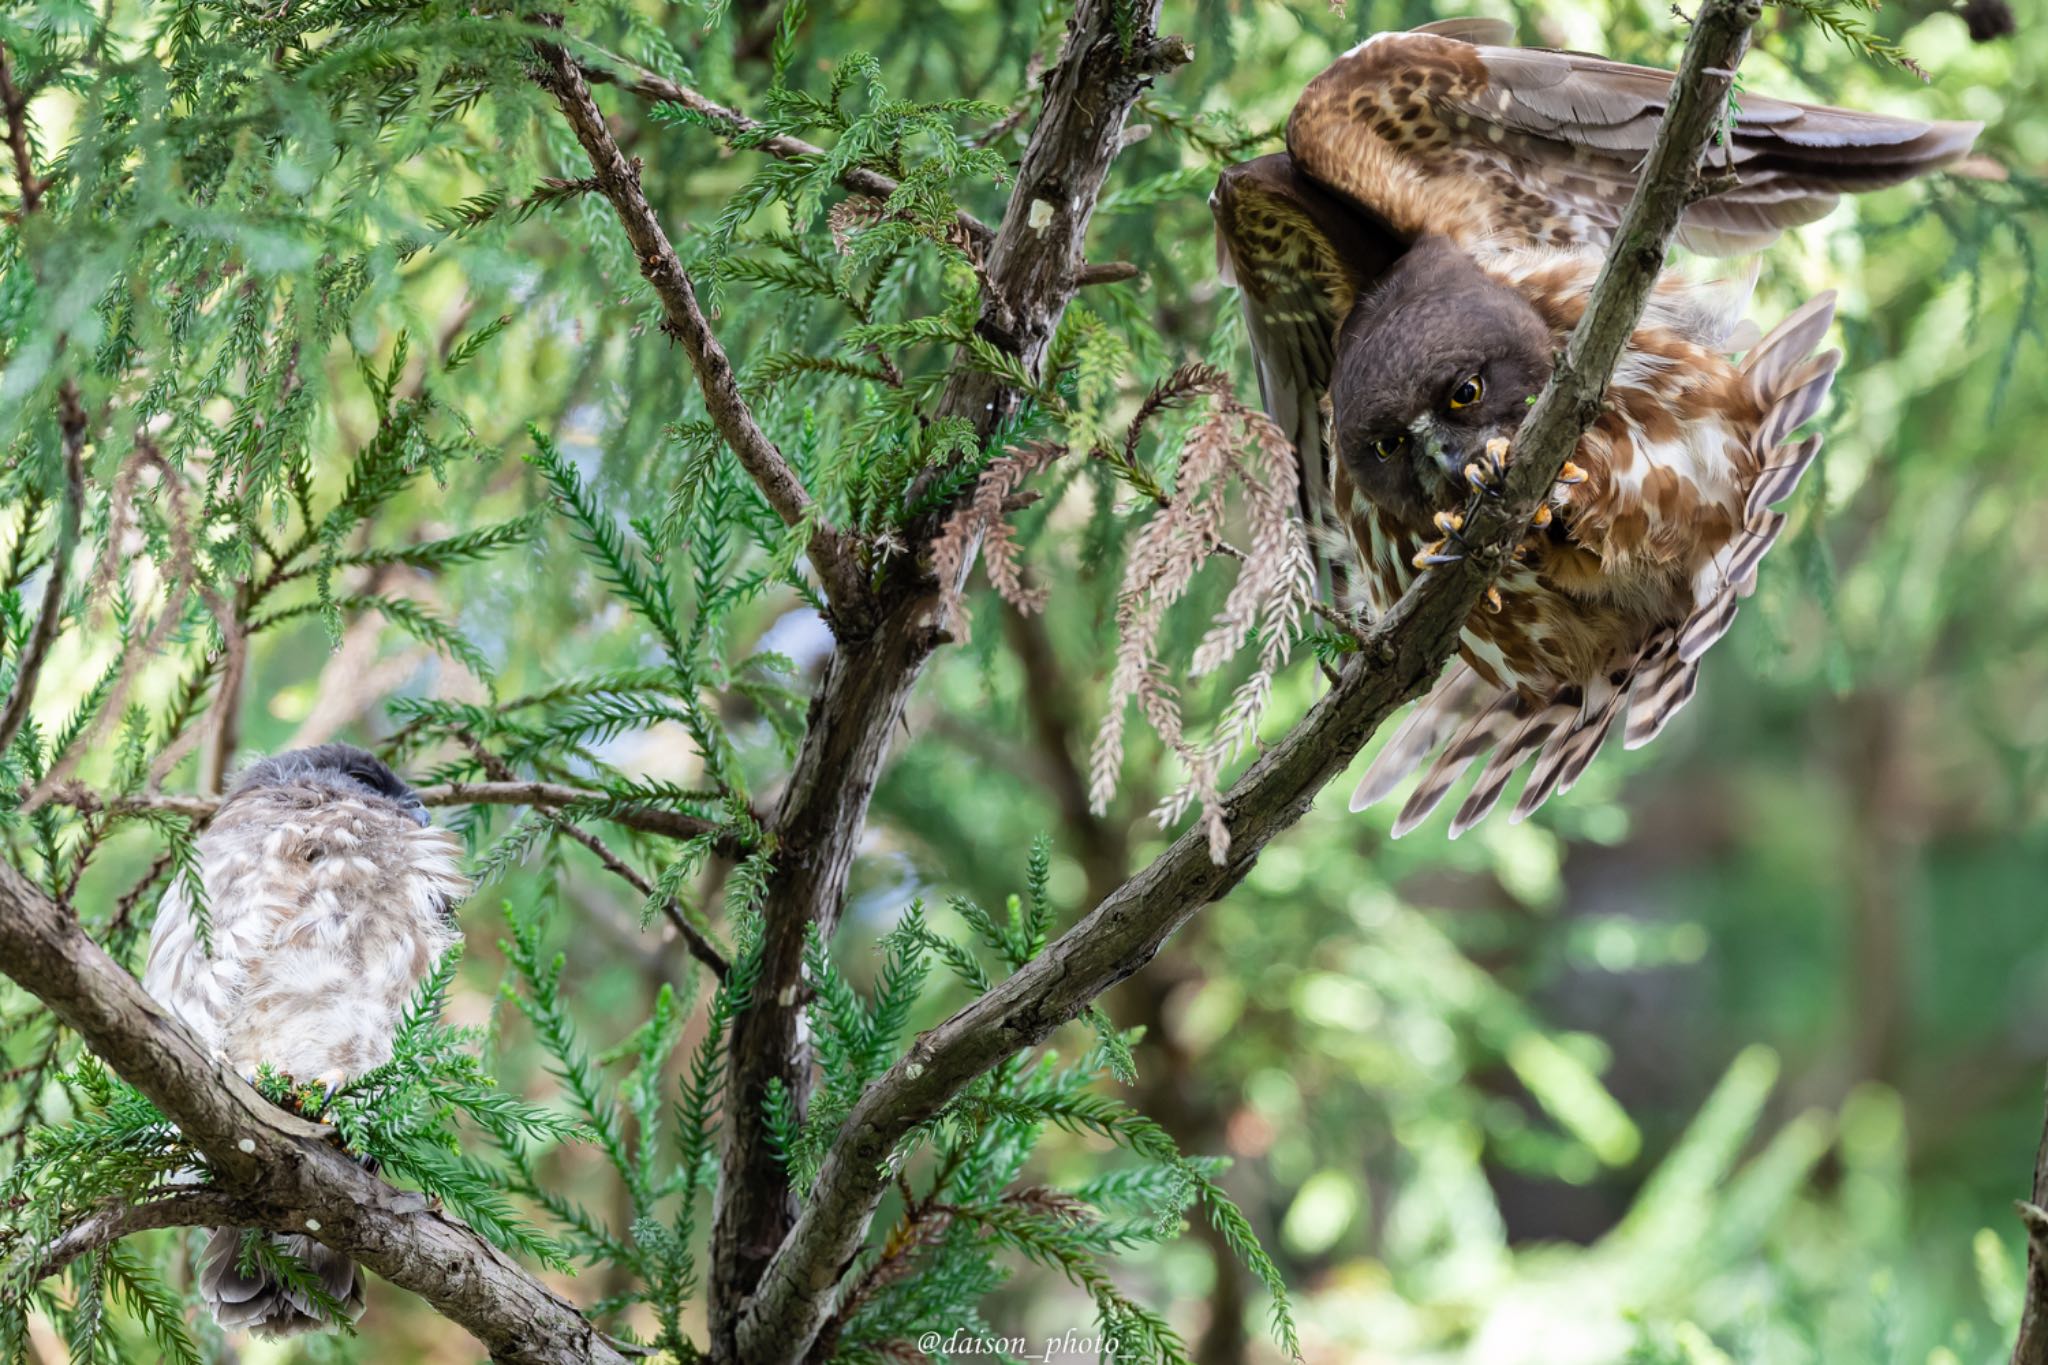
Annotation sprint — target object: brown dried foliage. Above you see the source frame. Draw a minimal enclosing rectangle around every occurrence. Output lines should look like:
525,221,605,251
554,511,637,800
1090,386,1313,863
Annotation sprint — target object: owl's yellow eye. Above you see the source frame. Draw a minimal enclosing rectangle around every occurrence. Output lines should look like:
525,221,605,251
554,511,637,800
1449,375,1484,410
1373,434,1406,462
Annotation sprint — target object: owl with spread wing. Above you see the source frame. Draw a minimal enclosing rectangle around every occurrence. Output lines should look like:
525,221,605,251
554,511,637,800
1213,18,1979,837
141,744,468,1337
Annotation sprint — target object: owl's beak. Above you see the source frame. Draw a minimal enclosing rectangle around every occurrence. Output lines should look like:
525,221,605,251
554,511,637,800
1407,415,1468,483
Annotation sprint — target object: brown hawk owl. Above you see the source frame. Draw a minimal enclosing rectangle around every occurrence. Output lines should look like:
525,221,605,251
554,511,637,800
141,744,468,1336
1212,18,1978,836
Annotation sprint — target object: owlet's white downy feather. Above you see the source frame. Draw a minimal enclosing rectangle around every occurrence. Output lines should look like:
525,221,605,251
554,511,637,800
141,744,468,1338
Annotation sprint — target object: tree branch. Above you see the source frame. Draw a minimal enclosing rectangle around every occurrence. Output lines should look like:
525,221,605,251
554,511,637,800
709,4,1185,1355
38,779,729,842
2013,1073,2048,1364
453,736,731,982
10,1188,262,1287
0,39,52,217
532,33,864,613
0,384,84,762
737,3,1763,1356
0,863,629,1364
574,49,996,257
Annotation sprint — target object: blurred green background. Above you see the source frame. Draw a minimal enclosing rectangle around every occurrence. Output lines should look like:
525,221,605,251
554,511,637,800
9,0,2047,1360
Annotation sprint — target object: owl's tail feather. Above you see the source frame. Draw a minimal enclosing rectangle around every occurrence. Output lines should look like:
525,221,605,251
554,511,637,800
200,1226,365,1339
1349,662,1493,813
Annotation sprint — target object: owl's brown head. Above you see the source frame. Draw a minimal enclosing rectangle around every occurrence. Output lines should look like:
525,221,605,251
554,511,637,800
1331,235,1554,527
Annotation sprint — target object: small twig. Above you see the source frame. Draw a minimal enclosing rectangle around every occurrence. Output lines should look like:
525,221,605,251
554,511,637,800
534,34,864,613
12,1188,260,1286
0,385,85,761
1074,260,1141,287
575,49,996,255
0,39,53,218
37,779,737,845
970,51,1047,151
26,447,202,806
456,738,730,980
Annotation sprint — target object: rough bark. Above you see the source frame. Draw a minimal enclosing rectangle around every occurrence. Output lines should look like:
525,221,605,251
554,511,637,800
704,4,1184,1353
2014,1081,2048,1365
0,863,628,1365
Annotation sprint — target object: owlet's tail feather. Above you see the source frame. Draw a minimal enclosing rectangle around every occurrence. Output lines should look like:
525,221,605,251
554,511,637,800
199,1226,364,1339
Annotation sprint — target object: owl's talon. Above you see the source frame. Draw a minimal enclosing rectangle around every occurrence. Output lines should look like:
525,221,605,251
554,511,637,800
1483,586,1504,614
1556,460,1587,486
1412,540,1464,569
1463,439,1511,497
1530,503,1553,531
1432,509,1465,537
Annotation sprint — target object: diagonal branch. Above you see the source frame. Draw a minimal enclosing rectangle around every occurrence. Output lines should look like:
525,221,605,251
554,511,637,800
533,34,864,612
0,862,629,1364
736,3,1765,1357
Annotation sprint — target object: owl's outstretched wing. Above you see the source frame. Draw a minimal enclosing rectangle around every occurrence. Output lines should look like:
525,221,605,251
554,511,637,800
1288,21,1980,256
1211,152,1401,554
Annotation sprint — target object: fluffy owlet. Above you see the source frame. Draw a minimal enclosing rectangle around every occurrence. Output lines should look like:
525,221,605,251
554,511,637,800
1211,19,1978,836
141,744,468,1336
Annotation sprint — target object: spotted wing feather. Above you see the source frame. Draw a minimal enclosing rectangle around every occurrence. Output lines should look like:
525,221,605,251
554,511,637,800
1672,299,1841,667
1349,661,1496,812
1287,27,1980,256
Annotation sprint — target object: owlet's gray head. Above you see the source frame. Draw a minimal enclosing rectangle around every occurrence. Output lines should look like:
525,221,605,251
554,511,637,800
230,744,429,827
1331,234,1555,528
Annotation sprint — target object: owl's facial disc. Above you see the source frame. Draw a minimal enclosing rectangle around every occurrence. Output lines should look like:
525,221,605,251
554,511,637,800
1330,236,1555,526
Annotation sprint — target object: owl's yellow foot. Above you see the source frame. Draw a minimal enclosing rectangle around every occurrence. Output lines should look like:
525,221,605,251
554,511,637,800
1483,586,1504,614
1463,438,1511,497
1412,542,1454,569
1413,510,1472,569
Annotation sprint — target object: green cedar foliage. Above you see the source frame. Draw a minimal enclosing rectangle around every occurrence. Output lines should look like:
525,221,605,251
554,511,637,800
0,0,2038,1361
